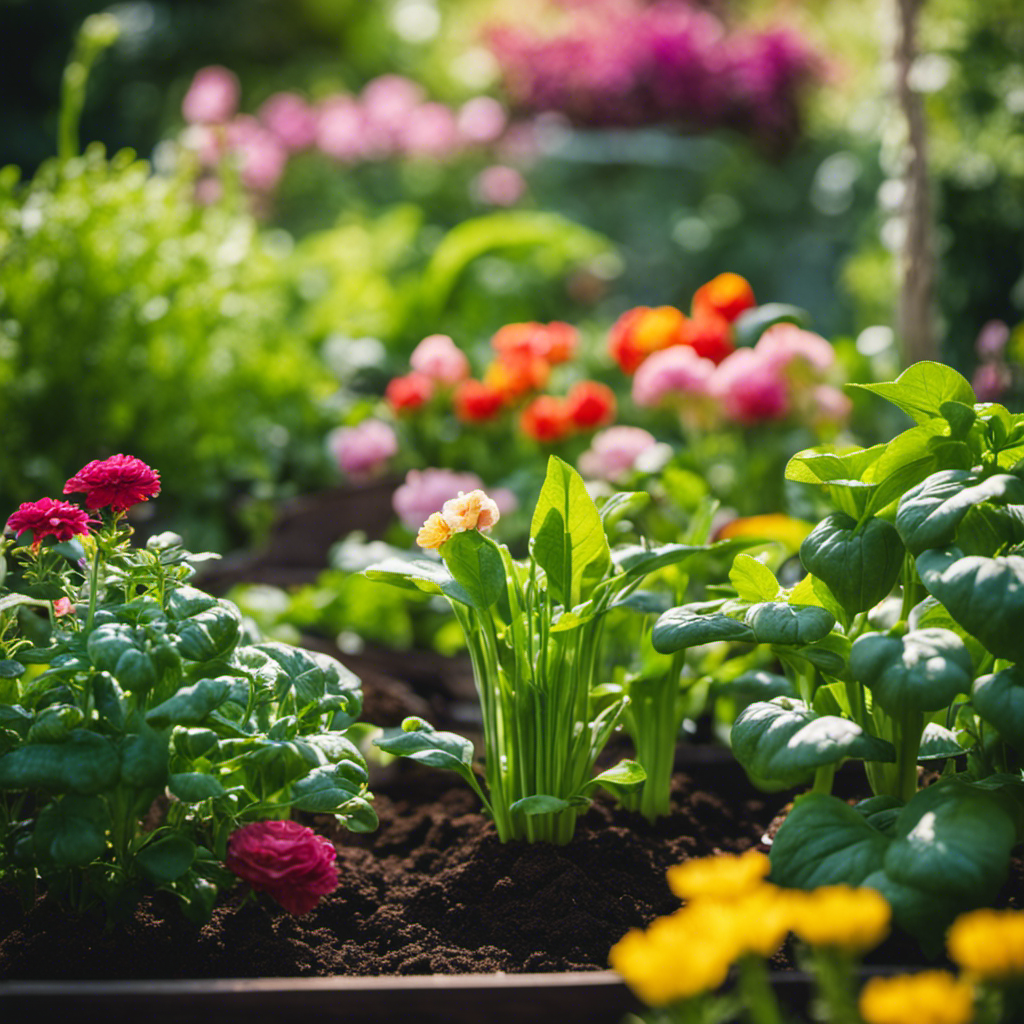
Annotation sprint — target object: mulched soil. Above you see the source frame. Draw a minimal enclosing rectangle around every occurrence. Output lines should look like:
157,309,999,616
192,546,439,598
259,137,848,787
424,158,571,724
0,749,785,981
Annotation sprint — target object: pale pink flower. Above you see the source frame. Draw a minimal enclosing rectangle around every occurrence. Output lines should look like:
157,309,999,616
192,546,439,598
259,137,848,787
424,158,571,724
236,130,288,192
578,426,657,482
409,334,471,385
393,469,486,531
631,344,716,408
474,165,527,206
711,348,789,424
401,103,461,159
316,97,369,162
361,75,426,136
441,489,501,533
755,323,834,376
457,97,508,144
328,420,398,481
182,66,240,125
259,92,318,151
973,362,1012,402
225,114,264,149
809,384,852,426
53,598,75,617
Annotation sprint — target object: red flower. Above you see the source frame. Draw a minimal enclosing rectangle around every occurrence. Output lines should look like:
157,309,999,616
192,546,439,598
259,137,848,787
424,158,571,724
608,306,688,374
225,819,339,916
682,311,735,365
492,321,579,365
565,381,616,430
691,273,756,324
64,454,161,513
6,498,96,546
484,352,550,401
454,379,505,423
520,395,572,443
385,373,434,413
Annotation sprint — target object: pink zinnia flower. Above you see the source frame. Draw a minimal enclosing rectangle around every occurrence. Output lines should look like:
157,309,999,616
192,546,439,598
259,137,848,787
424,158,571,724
473,165,527,207
711,349,789,424
457,97,508,144
361,75,425,138
578,426,657,482
393,469,516,531
182,66,240,125
316,96,369,162
226,819,339,917
754,323,835,376
53,597,75,617
6,498,96,546
409,334,471,386
328,420,398,482
259,92,318,151
236,130,288,192
631,344,716,408
400,103,461,159
64,455,161,513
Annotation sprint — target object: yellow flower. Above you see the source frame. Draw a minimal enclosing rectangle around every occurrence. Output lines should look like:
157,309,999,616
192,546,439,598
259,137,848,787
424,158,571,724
416,512,453,550
441,489,501,533
859,970,974,1024
728,884,799,958
790,885,891,954
667,850,771,902
715,513,814,555
948,908,1024,981
609,904,738,1007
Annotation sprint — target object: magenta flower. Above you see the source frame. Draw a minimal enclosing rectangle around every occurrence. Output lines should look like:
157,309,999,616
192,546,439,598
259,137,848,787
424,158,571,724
711,349,790,424
578,426,658,482
392,468,517,532
235,130,288,192
328,420,398,482
259,92,318,151
631,344,716,408
755,323,835,376
64,455,161,513
6,498,96,546
182,66,240,125
316,97,369,162
409,334,471,386
225,820,339,917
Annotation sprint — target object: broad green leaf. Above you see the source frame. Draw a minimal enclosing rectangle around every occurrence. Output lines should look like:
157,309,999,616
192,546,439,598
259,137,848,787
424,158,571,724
714,670,796,703
744,602,835,646
373,718,475,772
32,794,110,867
850,628,972,716
916,548,1024,663
136,833,196,883
582,759,646,796
0,659,25,679
850,361,975,425
364,557,474,607
533,506,569,605
918,723,968,761
0,730,119,794
651,607,754,653
291,764,366,813
729,555,780,602
908,596,987,669
940,401,977,439
119,724,170,789
785,444,886,486
531,456,610,606
790,633,852,676
732,698,895,787
974,666,1024,751
769,793,890,888
146,678,232,729
612,538,755,579
800,513,904,618
895,470,1024,555
440,530,506,611
169,772,226,802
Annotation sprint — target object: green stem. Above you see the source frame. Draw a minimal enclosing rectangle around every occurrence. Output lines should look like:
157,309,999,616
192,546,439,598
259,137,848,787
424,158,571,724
810,949,859,1024
58,15,120,163
738,956,784,1024
85,544,102,633
811,763,836,796
895,711,924,804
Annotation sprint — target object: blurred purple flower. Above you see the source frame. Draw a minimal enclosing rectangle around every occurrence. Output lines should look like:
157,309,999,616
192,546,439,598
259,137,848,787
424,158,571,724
329,420,399,482
182,66,240,125
975,320,1011,361
578,426,658,482
973,362,1013,403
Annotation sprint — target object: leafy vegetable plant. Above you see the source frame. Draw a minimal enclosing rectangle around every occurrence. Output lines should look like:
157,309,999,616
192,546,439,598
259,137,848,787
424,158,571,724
653,362,1024,946
366,456,741,843
0,456,374,922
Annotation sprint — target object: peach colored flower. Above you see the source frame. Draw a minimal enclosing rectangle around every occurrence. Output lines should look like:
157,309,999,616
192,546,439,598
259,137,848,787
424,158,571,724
416,512,454,550
441,489,501,533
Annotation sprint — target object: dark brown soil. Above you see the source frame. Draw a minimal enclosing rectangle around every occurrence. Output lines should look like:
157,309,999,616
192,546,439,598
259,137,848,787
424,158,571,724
0,751,785,981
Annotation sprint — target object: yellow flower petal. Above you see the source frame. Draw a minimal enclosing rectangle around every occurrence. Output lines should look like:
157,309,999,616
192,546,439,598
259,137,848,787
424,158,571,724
859,971,974,1024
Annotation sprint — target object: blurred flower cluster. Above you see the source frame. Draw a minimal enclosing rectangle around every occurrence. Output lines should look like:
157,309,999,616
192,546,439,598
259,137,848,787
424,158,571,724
487,0,825,144
179,68,517,204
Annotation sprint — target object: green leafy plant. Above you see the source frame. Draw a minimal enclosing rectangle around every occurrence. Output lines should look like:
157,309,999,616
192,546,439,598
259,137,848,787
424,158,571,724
364,456,743,843
653,361,1024,947
0,458,374,923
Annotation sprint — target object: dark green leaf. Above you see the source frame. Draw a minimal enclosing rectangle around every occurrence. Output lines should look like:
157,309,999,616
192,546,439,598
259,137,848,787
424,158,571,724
136,834,196,883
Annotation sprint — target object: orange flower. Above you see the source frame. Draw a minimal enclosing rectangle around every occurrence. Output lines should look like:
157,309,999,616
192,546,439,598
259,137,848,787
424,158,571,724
682,310,735,365
484,352,550,401
692,273,756,324
565,381,616,430
416,512,453,550
385,373,433,413
521,395,573,443
608,306,688,374
491,321,579,364
454,379,505,423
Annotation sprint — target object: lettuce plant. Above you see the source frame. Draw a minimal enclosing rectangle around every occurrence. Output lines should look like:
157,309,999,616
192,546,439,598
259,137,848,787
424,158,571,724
653,362,1024,946
0,458,374,922
366,456,741,843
